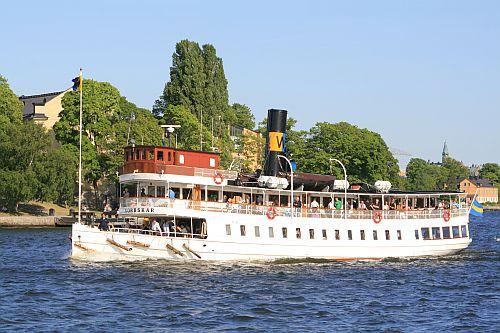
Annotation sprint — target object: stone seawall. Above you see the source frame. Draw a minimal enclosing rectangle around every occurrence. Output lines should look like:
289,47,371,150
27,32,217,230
0,216,57,227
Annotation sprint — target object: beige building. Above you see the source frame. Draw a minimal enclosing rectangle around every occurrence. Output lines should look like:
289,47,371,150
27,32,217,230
20,89,69,129
459,178,498,203
229,125,264,172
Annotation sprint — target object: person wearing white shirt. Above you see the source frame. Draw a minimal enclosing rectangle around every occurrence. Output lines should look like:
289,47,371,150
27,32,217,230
151,219,162,234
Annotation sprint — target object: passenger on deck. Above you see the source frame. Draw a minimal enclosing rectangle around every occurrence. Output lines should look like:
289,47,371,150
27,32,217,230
140,188,146,197
151,219,162,234
168,189,176,200
162,221,172,236
359,200,367,210
98,213,109,231
293,196,302,208
122,188,130,198
370,199,381,210
310,199,319,209
389,199,397,210
334,198,342,210
383,202,389,210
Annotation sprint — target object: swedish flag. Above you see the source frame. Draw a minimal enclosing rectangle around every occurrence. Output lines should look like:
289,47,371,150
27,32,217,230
470,199,483,217
72,74,82,91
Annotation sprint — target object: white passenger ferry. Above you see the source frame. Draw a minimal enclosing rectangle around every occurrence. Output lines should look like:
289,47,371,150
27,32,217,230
71,109,472,261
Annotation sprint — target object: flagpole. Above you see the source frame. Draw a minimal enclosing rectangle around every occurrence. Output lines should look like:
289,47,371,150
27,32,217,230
78,68,83,224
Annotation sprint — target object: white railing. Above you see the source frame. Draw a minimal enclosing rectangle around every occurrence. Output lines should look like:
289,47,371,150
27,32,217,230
193,168,238,180
110,227,205,239
119,197,469,220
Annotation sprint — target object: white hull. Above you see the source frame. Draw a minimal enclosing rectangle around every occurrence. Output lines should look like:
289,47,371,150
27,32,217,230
71,213,471,261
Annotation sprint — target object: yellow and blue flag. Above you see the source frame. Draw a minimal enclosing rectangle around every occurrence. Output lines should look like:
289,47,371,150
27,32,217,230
72,74,82,91
470,199,483,217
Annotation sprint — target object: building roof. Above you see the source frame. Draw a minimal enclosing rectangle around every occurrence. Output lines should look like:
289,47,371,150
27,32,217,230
19,90,66,100
461,177,496,188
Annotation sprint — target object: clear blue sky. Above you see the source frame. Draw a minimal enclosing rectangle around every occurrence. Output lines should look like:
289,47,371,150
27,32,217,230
2,0,499,166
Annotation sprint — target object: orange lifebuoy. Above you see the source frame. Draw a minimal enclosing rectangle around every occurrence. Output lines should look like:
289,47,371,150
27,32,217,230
213,172,223,185
443,210,450,222
373,211,382,224
266,207,276,220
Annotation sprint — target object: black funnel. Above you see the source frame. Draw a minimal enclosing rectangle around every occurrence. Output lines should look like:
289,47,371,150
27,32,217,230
263,109,287,176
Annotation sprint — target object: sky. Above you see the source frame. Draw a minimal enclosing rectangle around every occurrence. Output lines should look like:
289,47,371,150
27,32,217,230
1,0,499,167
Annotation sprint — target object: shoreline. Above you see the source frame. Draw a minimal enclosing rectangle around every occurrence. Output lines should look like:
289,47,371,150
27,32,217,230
0,216,58,228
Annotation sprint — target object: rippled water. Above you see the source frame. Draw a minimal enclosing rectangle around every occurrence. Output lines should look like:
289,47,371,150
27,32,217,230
1,212,499,332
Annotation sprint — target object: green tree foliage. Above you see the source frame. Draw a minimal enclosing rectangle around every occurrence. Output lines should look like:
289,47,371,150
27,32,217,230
0,169,36,212
231,103,255,129
479,163,500,185
295,122,400,185
441,157,469,189
0,75,23,126
406,158,444,190
54,79,162,208
153,40,233,124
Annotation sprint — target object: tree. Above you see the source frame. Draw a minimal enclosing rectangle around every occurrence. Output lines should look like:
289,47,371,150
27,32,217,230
441,157,468,190
480,163,500,185
0,169,36,212
54,79,162,208
406,158,444,190
231,103,255,129
297,122,401,185
0,74,23,126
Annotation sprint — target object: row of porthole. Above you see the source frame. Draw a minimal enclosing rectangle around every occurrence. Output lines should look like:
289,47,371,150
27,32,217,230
226,225,402,241
225,224,469,241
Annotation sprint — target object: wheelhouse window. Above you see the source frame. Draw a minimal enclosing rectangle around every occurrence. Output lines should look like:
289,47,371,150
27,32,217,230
282,227,288,238
309,229,315,239
268,227,274,238
442,227,451,239
397,230,402,240
335,230,340,240
240,225,246,236
360,230,365,240
415,230,419,240
148,150,154,160
254,226,260,237
348,230,352,240
209,158,216,167
452,226,460,238
421,228,430,240
179,154,185,164
373,230,378,240
225,224,231,235
461,225,468,238
385,230,390,240
157,186,166,198
432,227,441,239
157,151,164,161
296,228,301,239
322,229,327,240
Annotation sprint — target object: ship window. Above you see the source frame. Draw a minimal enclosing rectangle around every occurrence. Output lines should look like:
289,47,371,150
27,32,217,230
296,228,301,239
461,225,468,238
157,186,166,198
421,228,430,240
207,190,219,202
309,229,315,239
385,230,390,240
240,225,246,236
348,230,352,240
210,158,216,167
415,230,419,240
360,230,365,240
397,230,402,240
442,227,451,239
452,226,460,238
125,151,129,161
225,224,231,235
136,149,140,160
373,230,378,240
179,154,185,164
148,186,155,196
322,229,327,240
168,151,172,161
335,230,340,240
142,149,146,159
282,227,288,238
432,227,441,239
182,188,192,200
157,151,164,161
269,227,274,238
148,150,154,160
254,226,260,237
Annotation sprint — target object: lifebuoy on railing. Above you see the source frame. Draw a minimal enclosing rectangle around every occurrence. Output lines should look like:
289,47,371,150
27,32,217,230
443,210,451,222
266,207,276,220
213,172,224,185
373,211,382,224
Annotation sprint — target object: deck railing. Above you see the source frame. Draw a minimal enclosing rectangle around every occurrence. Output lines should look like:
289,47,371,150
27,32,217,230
120,197,469,220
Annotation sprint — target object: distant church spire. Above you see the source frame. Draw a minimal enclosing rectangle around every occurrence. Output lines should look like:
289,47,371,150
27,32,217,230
442,140,449,163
